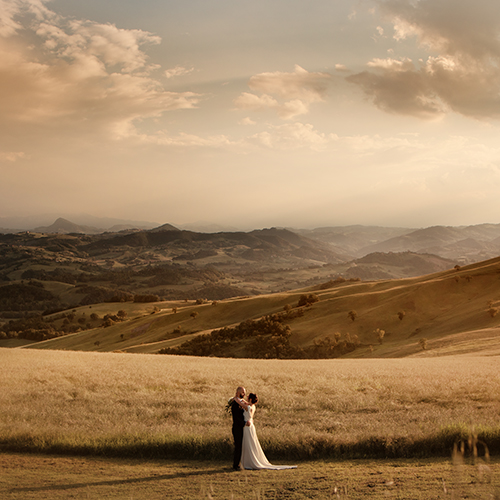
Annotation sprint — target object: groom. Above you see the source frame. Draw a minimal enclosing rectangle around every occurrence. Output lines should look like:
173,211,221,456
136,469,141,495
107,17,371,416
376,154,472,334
231,386,246,471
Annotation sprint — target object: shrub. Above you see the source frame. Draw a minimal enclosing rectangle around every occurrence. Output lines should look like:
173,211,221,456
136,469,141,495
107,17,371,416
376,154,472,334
297,294,319,307
375,328,385,344
133,294,160,303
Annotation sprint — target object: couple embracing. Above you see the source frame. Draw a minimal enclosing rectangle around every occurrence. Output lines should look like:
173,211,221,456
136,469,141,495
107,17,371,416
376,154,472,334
231,386,297,471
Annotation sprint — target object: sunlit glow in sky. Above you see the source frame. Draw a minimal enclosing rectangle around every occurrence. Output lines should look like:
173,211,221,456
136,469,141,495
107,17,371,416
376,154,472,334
2,0,500,229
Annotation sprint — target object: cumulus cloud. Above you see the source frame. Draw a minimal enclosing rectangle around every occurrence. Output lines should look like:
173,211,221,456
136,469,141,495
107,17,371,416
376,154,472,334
348,0,500,120
234,65,331,119
0,0,200,137
0,0,53,36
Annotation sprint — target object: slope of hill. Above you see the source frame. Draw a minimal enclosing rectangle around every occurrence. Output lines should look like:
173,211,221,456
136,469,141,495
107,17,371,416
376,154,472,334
33,217,103,234
0,225,359,319
296,225,414,256
357,224,500,263
21,256,500,358
296,223,500,264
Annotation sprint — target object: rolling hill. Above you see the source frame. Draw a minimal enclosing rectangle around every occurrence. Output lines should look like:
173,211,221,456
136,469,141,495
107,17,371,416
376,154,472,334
0,221,458,327
20,256,500,358
298,223,500,263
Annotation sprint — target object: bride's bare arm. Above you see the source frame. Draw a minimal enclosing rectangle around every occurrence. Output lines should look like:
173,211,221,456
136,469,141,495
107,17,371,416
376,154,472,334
234,397,249,410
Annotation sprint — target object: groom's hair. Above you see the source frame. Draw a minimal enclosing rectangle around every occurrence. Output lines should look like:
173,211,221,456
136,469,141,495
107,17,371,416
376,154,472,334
248,393,258,404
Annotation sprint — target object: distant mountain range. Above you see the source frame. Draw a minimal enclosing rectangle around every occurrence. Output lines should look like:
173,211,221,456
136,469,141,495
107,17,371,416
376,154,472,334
3,216,500,264
297,224,500,264
0,214,241,234
0,214,160,233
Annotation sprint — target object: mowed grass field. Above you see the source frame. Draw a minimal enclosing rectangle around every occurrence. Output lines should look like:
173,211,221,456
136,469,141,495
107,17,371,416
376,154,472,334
2,453,500,499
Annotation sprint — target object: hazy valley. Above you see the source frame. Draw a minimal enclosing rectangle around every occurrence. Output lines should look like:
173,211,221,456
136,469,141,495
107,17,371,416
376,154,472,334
1,217,500,358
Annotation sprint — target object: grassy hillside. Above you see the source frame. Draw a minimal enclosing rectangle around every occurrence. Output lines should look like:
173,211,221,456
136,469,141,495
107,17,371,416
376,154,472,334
20,256,500,357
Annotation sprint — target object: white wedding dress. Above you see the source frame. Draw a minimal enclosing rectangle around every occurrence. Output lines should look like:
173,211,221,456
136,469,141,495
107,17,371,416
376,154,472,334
240,405,297,470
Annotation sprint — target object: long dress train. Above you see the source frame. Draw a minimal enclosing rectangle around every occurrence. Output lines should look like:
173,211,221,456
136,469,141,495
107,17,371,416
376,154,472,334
240,405,297,470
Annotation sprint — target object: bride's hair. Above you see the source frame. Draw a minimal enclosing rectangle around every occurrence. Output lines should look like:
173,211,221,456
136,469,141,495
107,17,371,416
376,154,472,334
248,393,258,404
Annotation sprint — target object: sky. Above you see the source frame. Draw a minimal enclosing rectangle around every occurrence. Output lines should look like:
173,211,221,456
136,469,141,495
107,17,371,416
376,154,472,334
2,0,500,230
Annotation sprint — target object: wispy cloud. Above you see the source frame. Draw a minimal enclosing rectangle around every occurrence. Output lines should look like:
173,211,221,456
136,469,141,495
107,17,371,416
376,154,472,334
248,122,332,150
348,0,500,120
234,65,331,119
165,65,194,79
0,150,26,162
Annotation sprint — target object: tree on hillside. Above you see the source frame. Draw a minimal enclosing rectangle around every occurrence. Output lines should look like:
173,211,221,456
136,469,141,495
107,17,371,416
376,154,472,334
348,310,357,322
397,311,405,321
375,328,385,344
298,294,319,307
133,294,159,303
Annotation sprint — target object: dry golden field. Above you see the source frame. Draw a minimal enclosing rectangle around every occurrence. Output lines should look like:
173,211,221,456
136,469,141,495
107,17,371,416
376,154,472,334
2,348,500,461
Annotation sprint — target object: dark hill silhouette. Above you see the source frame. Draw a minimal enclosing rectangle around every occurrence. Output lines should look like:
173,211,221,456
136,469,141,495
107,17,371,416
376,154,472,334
34,217,102,235
82,227,348,264
150,223,180,232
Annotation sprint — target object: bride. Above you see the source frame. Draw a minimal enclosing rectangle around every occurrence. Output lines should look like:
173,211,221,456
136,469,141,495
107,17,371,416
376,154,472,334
234,393,297,470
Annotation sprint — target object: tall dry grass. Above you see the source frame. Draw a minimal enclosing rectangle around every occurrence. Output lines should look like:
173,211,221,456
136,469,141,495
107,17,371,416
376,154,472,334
1,348,500,459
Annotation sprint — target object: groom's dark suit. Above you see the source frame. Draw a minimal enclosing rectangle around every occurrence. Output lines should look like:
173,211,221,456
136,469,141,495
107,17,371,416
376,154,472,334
231,400,245,469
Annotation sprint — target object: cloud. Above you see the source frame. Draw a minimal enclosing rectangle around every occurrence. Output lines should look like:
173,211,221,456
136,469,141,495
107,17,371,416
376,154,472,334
348,0,500,120
0,150,26,162
0,0,200,137
239,117,256,125
335,64,349,72
165,65,194,79
0,0,54,36
234,92,279,112
248,122,334,151
234,65,331,119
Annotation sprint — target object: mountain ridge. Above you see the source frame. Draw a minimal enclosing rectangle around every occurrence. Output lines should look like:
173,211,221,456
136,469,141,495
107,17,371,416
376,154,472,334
4,217,500,264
